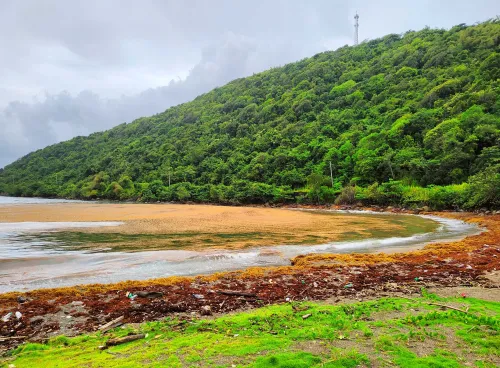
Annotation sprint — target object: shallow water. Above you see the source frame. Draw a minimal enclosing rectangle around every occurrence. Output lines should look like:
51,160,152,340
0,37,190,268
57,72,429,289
0,196,83,205
0,208,480,292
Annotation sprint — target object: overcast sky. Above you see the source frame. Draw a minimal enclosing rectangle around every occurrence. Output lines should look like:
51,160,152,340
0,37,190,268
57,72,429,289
0,0,498,168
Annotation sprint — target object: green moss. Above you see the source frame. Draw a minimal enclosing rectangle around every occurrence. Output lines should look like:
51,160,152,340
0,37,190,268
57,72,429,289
249,352,321,367
3,295,498,367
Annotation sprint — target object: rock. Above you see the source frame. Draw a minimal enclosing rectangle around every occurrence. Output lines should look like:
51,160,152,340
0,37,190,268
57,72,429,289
71,301,84,306
422,206,430,212
136,291,164,299
200,305,212,316
17,296,27,304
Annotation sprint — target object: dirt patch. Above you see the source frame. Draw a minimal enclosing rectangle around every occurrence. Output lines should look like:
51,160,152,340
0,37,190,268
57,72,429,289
428,284,500,302
292,340,331,356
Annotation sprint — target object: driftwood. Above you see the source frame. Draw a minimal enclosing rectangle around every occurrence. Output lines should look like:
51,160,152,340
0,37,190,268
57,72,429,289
394,298,471,315
100,334,145,350
428,303,470,314
98,316,124,333
0,336,26,342
292,304,310,312
302,314,312,320
217,290,257,298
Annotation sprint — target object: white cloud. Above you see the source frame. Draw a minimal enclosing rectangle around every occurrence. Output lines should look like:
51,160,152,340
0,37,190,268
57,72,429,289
0,0,498,167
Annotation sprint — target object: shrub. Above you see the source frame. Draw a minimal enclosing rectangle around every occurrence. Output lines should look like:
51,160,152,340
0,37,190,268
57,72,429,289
463,166,500,209
335,186,357,205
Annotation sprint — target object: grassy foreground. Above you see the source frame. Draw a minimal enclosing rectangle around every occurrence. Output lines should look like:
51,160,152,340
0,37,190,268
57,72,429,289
2,292,499,368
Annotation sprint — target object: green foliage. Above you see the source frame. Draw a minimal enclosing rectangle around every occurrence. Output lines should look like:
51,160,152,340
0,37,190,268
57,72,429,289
1,21,499,209
252,352,321,367
334,185,356,205
464,165,500,209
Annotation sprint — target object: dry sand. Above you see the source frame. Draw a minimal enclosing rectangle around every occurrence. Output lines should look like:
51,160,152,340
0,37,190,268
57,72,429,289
0,203,421,249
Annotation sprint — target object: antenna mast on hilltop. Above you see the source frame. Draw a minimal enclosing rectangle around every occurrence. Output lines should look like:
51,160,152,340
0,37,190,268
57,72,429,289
354,12,359,45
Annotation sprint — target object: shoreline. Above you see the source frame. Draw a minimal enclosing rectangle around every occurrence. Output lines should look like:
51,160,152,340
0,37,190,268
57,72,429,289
0,204,476,292
0,210,498,349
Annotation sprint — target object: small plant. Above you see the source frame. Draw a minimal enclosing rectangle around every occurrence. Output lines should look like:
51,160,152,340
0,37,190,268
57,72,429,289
334,185,356,205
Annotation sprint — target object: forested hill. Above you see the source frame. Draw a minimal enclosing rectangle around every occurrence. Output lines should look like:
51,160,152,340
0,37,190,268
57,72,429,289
1,21,499,209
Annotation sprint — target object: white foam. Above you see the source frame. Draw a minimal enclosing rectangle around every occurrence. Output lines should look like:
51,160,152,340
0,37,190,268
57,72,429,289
0,221,123,233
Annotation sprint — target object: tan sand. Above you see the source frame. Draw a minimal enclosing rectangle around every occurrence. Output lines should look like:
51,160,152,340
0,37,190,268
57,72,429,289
0,203,421,250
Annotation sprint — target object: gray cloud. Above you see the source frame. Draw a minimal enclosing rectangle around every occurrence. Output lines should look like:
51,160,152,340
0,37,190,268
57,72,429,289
0,0,498,168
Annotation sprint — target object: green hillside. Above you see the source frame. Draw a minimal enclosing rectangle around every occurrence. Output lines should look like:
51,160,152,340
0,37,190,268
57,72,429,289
1,21,499,209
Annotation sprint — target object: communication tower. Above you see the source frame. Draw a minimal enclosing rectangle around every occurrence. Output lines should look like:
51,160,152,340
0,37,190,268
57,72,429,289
354,13,359,45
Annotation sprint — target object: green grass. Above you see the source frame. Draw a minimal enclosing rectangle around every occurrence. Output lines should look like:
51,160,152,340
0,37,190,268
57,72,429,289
2,293,499,367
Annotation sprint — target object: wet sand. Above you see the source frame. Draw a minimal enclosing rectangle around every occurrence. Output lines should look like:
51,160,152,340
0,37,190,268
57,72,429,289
0,203,435,250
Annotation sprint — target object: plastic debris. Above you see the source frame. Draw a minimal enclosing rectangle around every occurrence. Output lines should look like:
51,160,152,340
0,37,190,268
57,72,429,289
344,283,353,288
125,292,137,300
461,293,467,298
15,311,22,320
192,294,204,299
302,313,312,319
17,296,27,304
313,282,318,288
2,312,12,322
285,297,291,302
414,277,423,281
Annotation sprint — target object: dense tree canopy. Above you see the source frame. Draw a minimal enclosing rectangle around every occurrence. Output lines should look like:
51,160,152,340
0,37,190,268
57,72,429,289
1,21,499,209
